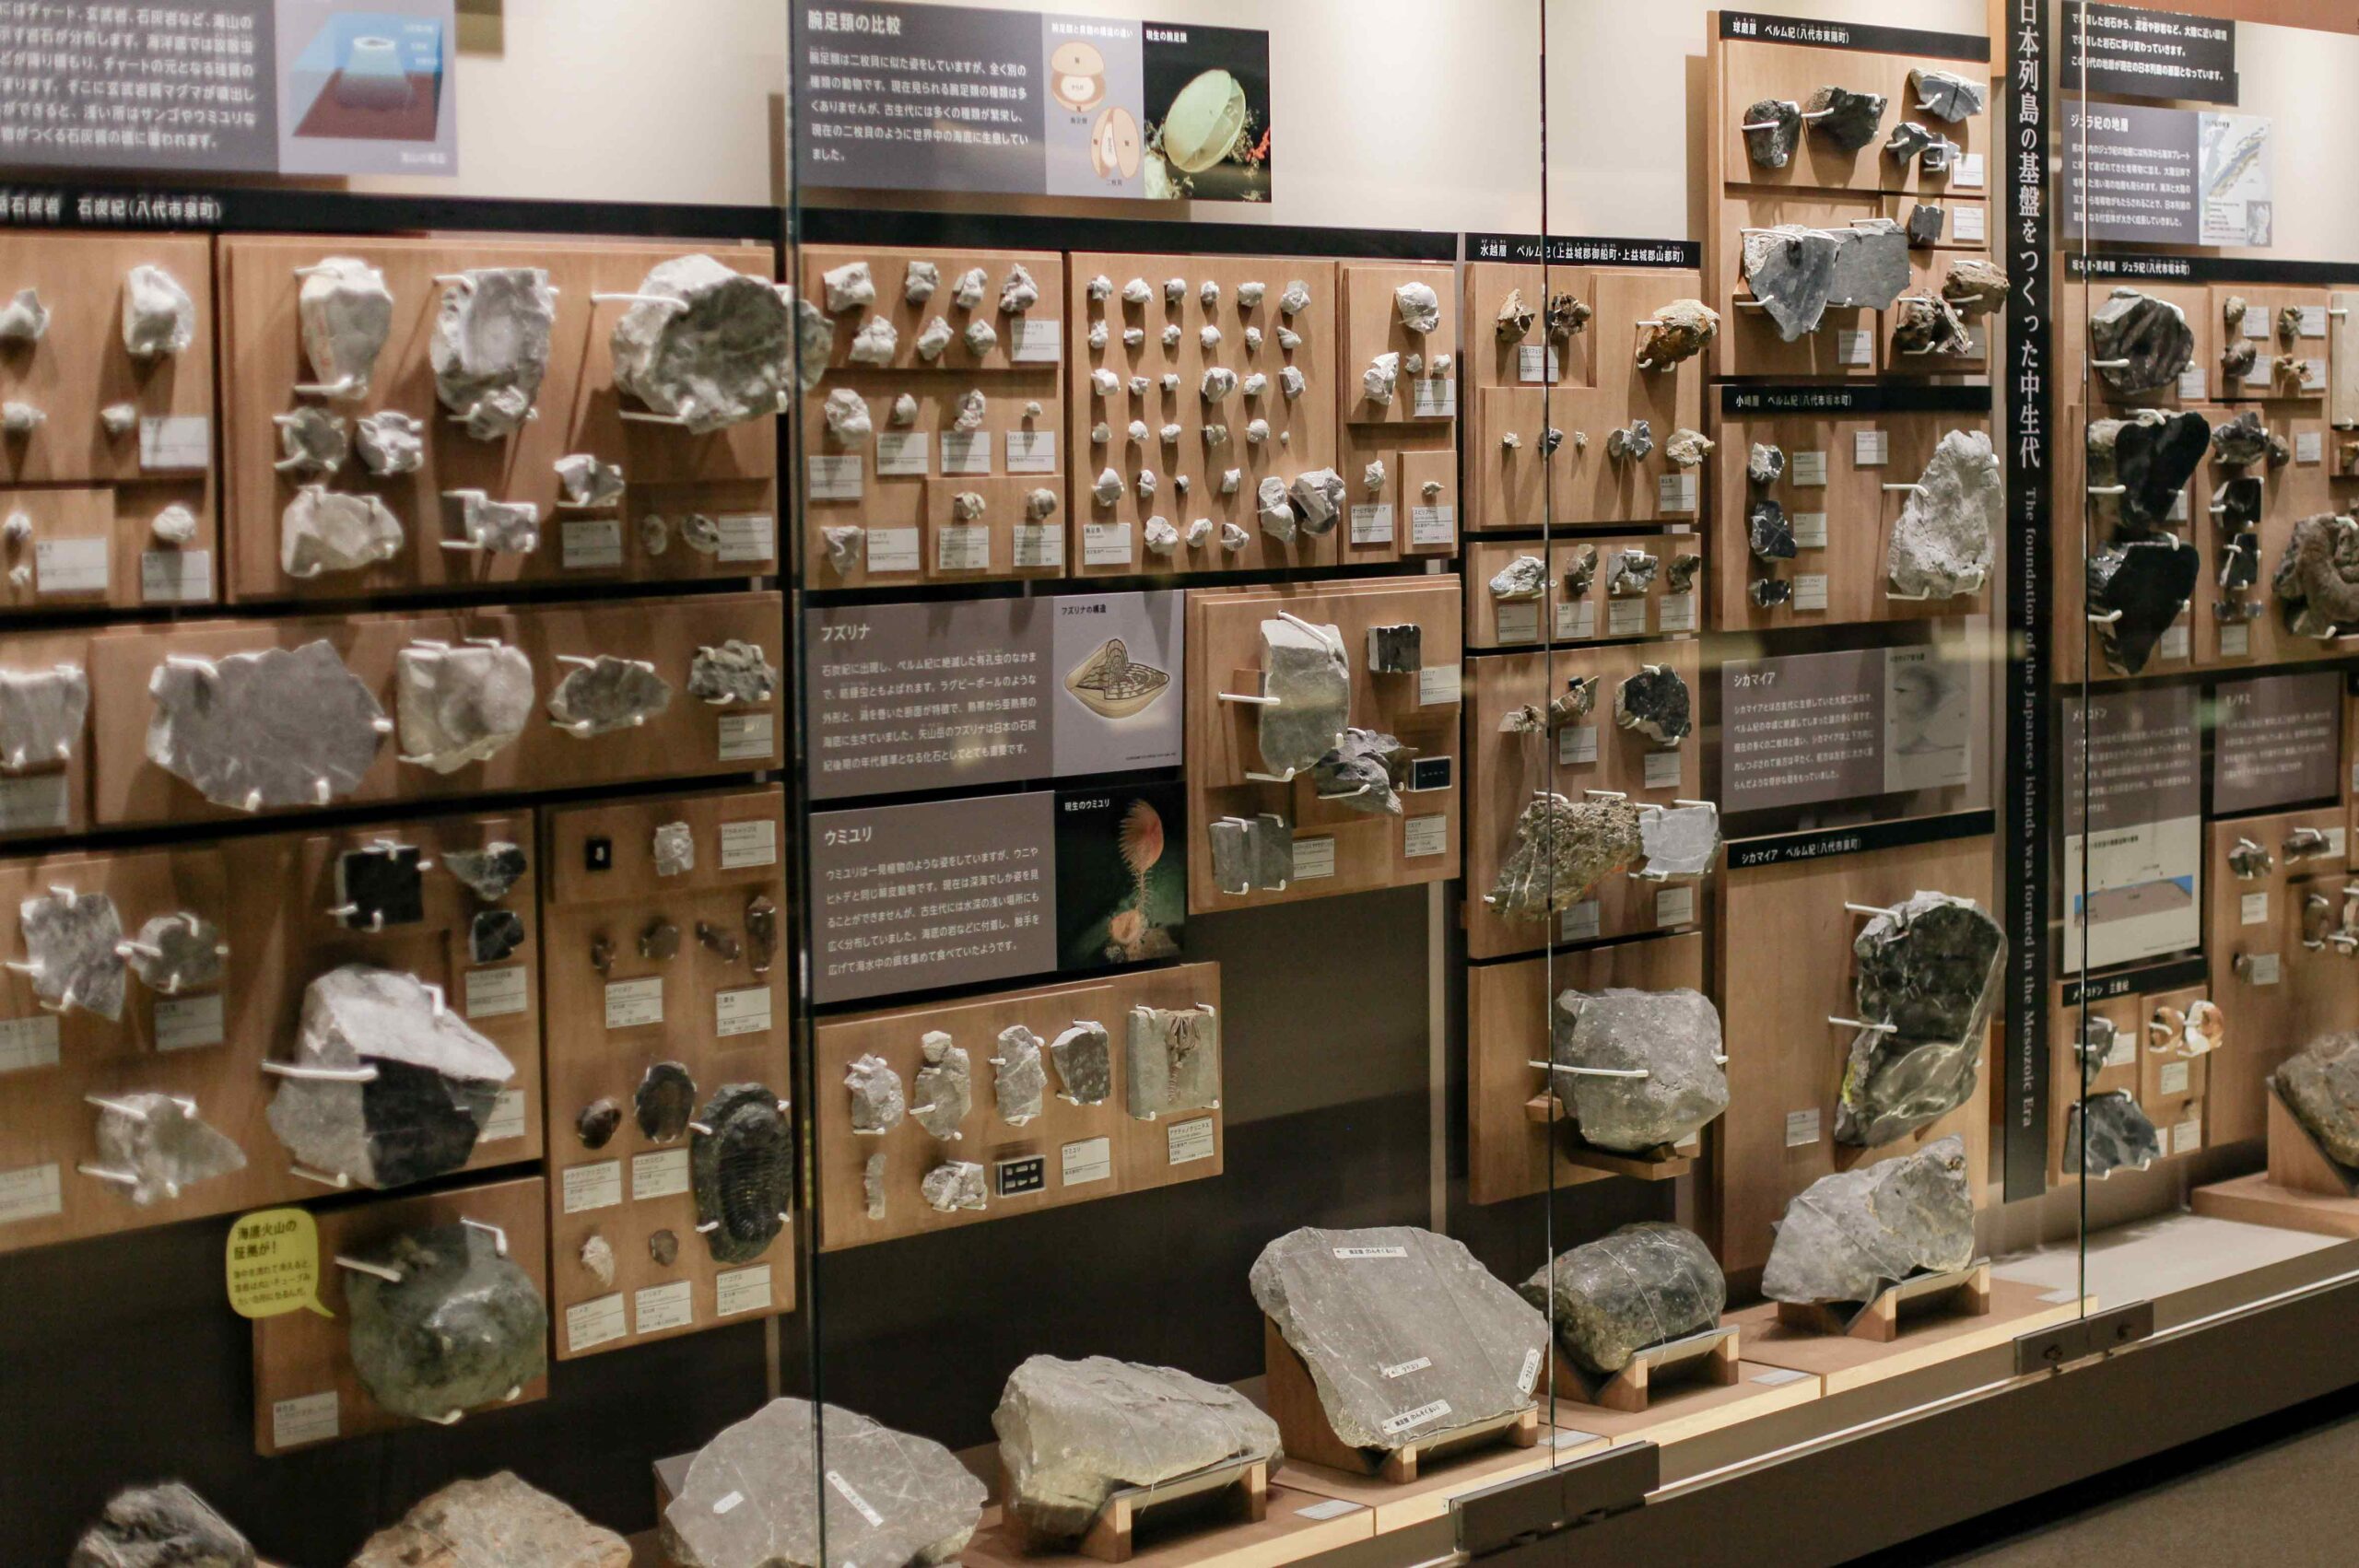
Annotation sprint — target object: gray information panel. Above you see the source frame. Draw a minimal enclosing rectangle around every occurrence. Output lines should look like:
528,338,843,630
2064,685,2201,968
2064,101,2271,246
1721,645,1973,813
2212,671,2341,815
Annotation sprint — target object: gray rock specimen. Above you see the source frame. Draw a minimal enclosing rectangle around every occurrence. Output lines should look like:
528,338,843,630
280,486,403,577
846,315,898,367
823,260,875,313
1906,202,1944,246
1615,664,1692,745
1126,1004,1219,1118
432,268,555,439
0,661,88,771
1489,554,1547,601
556,452,626,509
1289,469,1346,536
922,1160,986,1211
0,286,46,343
1547,289,1591,340
577,1099,621,1149
350,1472,628,1568
123,264,195,358
1251,1225,1546,1450
445,842,526,902
1761,1136,1976,1305
89,1092,245,1204
274,405,347,474
1892,293,1970,357
354,410,423,475
1050,1023,1112,1106
1803,85,1887,151
863,1152,887,1219
346,1222,547,1420
147,639,387,811
69,1482,253,1568
612,254,796,432
1367,624,1422,674
19,886,123,1019
690,1083,791,1263
1258,616,1349,776
1312,728,1405,816
1209,813,1292,894
2089,287,2195,395
298,256,393,398
2089,538,2200,671
549,656,673,737
993,1024,1047,1125
1666,427,1713,467
1362,350,1400,404
1837,893,2006,1146
821,524,863,575
1743,99,1801,167
846,1054,906,1134
1742,226,1838,341
1640,802,1720,880
2089,408,2210,532
1518,1223,1724,1375
1825,220,1910,310
663,1398,985,1568
995,1356,1284,1540
1255,474,1295,541
1550,989,1727,1153
1496,287,1536,343
1886,120,1936,163
1487,794,1645,920
1635,299,1719,370
912,1031,970,1139
1607,419,1653,462
395,641,533,773
792,288,835,392
1910,67,1985,122
687,639,778,707
1888,429,1999,598
2212,409,2272,468
2064,1091,2161,1179
1752,578,1793,608
267,965,514,1187
636,1062,697,1141
2276,1032,2359,1165
1942,259,2009,320
1749,497,1796,562
122,912,227,995
2274,513,2359,638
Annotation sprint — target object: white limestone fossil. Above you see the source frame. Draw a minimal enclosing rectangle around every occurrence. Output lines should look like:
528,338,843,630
610,254,801,431
889,393,918,427
963,317,998,357
643,515,674,555
554,454,626,509
1086,273,1112,301
822,387,872,445
445,491,541,555
297,257,393,398
18,887,123,1019
1396,280,1441,333
822,260,875,313
952,492,986,522
0,287,48,344
150,504,198,546
1089,320,1109,349
1242,371,1268,397
1093,467,1124,506
822,525,863,575
1246,418,1269,444
1221,468,1242,494
1364,460,1386,493
1000,263,1039,313
146,639,389,811
395,640,534,772
1135,469,1156,498
1155,324,1175,347
1281,365,1305,399
1092,367,1121,397
548,655,674,738
1163,276,1186,304
1244,326,1262,350
1145,516,1179,555
1091,420,1112,444
914,314,953,361
1277,325,1302,350
905,260,940,303
1128,375,1148,395
1199,280,1220,309
1363,350,1400,404
354,410,424,475
281,486,403,578
1121,276,1152,305
1221,521,1250,552
431,267,555,439
1125,326,1146,347
1026,488,1058,521
1257,475,1296,542
1186,517,1212,547
1238,280,1266,309
4,401,45,434
123,264,196,358
100,402,137,437
954,266,988,309
848,314,898,365
1158,422,1182,443
1202,367,1238,400
1279,279,1310,316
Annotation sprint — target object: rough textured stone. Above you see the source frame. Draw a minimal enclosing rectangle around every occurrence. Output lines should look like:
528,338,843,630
355,410,424,475
2063,1091,2162,1180
1639,802,1720,879
298,256,393,398
146,639,386,811
636,1062,697,1141
350,1471,628,1568
1748,497,1796,562
2274,512,2359,638
1941,258,2008,320
1762,1136,1975,1305
1906,202,1944,247
432,268,554,439
1615,664,1691,745
548,657,673,738
1550,989,1727,1153
2089,538,2200,672
863,1153,887,1220
995,1356,1283,1540
1366,624,1422,675
1887,428,1999,598
1251,1225,1545,1450
1289,468,1346,535
346,1223,547,1420
1518,1223,1724,1375
912,1031,970,1139
1804,85,1886,149
445,842,526,902
1311,728,1404,816
150,504,199,545
2089,409,2210,533
613,254,794,433
651,821,693,878
396,642,533,773
1891,293,1970,357
0,660,88,771
1666,427,1713,468
1635,299,1719,370
1743,98,1801,167
1050,1022,1112,1106
88,1092,243,1204
576,1099,621,1149
1751,577,1794,608
280,486,403,577
922,1160,986,1211
1395,280,1440,333
1362,350,1399,405
1489,554,1547,601
687,640,777,707
1486,795,1645,920
1255,474,1295,541
274,405,347,474
1607,419,1653,462
690,1082,790,1264
2089,287,2195,395
1909,66,1985,122
993,1024,1047,1125
2275,1031,2359,1165
823,261,875,313
471,909,525,964
2212,409,2273,468
1825,220,1909,310
1258,616,1349,776
119,263,195,359
1837,893,2005,1146
663,1398,984,1568
555,453,626,508
122,911,226,995
1496,287,1535,343
1125,1004,1219,1118
1885,121,1936,163
1547,290,1591,339
1743,226,1837,340
69,1482,252,1568
1748,442,1786,486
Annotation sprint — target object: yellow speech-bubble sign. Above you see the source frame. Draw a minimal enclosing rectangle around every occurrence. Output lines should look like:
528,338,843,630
225,1207,332,1319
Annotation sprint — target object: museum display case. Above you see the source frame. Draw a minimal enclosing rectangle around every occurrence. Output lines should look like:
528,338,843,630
13,4,2359,1567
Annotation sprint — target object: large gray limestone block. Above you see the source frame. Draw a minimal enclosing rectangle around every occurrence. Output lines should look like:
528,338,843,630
1761,1136,1976,1305
350,1471,629,1568
911,1031,971,1139
1639,802,1719,879
432,267,556,439
1257,616,1349,776
1517,1223,1725,1375
2063,1090,2162,1179
346,1222,548,1421
1741,226,1837,341
2088,287,2195,396
146,639,387,811
1550,988,1728,1153
1487,795,1644,921
1311,728,1404,816
845,1054,906,1134
396,641,534,773
992,1024,1047,1126
69,1482,252,1568
1824,220,1910,310
1051,1022,1112,1106
614,253,798,433
1886,428,1999,598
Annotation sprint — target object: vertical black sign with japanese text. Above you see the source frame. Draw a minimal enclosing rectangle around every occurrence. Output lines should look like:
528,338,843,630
2003,0,2053,1202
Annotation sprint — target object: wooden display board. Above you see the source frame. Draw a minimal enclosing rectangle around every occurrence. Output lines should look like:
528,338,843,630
1460,265,1708,532
0,626,96,842
539,785,792,1358
0,810,540,1257
1184,579,1461,915
1710,831,1994,1279
1708,402,1991,633
1462,642,1703,962
219,234,778,603
87,590,785,827
1464,935,1705,1205
0,231,218,614
252,1174,548,1454
2204,807,2356,1145
799,242,1065,586
1462,535,1701,650
813,963,1221,1250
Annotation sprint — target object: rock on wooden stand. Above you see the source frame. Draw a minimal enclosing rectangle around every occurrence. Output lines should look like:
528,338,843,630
1008,1457,1271,1565
1261,1316,1538,1484
1549,1325,1742,1413
1774,1260,1993,1343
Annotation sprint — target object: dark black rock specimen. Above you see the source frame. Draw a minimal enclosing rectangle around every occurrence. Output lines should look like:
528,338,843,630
1518,1223,1724,1375
1743,98,1801,167
1310,728,1406,817
445,841,527,902
1804,86,1887,151
1837,892,2007,1146
650,1229,680,1267
576,1097,622,1149
346,1223,547,1421
1885,121,1935,162
1748,498,1796,561
2089,409,2210,533
2273,513,2359,638
1751,577,1793,608
691,1083,791,1264
636,1061,698,1141
1614,664,1692,746
2089,538,2200,672
1906,202,1943,246
2074,1015,2118,1089
469,908,526,965
2216,478,2262,592
69,1482,254,1568
2088,287,2195,395
2064,1090,2162,1179
336,843,424,930
2211,410,2272,468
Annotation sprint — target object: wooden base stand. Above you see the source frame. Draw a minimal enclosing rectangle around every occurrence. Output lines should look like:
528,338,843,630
1520,1094,1696,1180
1262,1317,1538,1482
1774,1261,1992,1343
1551,1326,1739,1412
1007,1458,1270,1563
2192,1084,2359,1238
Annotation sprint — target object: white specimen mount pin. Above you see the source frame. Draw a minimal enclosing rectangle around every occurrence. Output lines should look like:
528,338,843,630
334,1253,405,1282
460,1217,510,1257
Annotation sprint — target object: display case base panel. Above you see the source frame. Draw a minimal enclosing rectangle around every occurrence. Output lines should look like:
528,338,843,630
1728,1278,2088,1397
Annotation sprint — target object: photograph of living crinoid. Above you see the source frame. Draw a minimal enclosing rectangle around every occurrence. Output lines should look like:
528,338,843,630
1057,784,1186,969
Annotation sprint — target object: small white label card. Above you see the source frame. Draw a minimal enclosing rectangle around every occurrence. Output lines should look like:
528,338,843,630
2178,365,2210,400
561,518,625,569
1168,1116,1216,1164
719,712,775,762
1062,1136,1113,1187
1658,471,1698,513
1350,503,1395,544
1655,885,1696,927
807,453,863,500
1607,595,1649,637
866,527,920,573
716,514,775,563
464,965,528,1019
0,1015,59,1074
716,986,773,1037
633,1148,690,1200
1791,451,1828,487
2301,305,2329,337
1082,522,1133,566
1011,318,1062,361
565,1293,628,1353
0,775,71,833
1793,510,1829,549
1518,345,1560,383
938,430,992,474
272,1391,339,1449
2172,1118,2201,1155
1293,836,1337,881
1837,329,1874,367
716,1264,774,1316
1642,749,1683,790
720,818,779,870
1297,1500,1367,1521
1660,591,1697,633
1793,573,1830,612
35,536,106,595
1954,204,1986,242
875,431,928,476
604,977,663,1030
1785,1107,1822,1148
1410,504,1455,545
635,1281,694,1335
935,523,991,571
1013,523,1064,568
139,414,209,470
1954,151,1985,188
1418,663,1461,707
1404,814,1448,858
2246,952,2282,986
2240,892,2269,926
1555,600,1596,639
1005,429,1057,472
562,1161,624,1214
481,1088,527,1142
1854,428,1889,466
1495,600,1540,643
1558,724,1599,766
139,548,211,603
0,1162,59,1223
